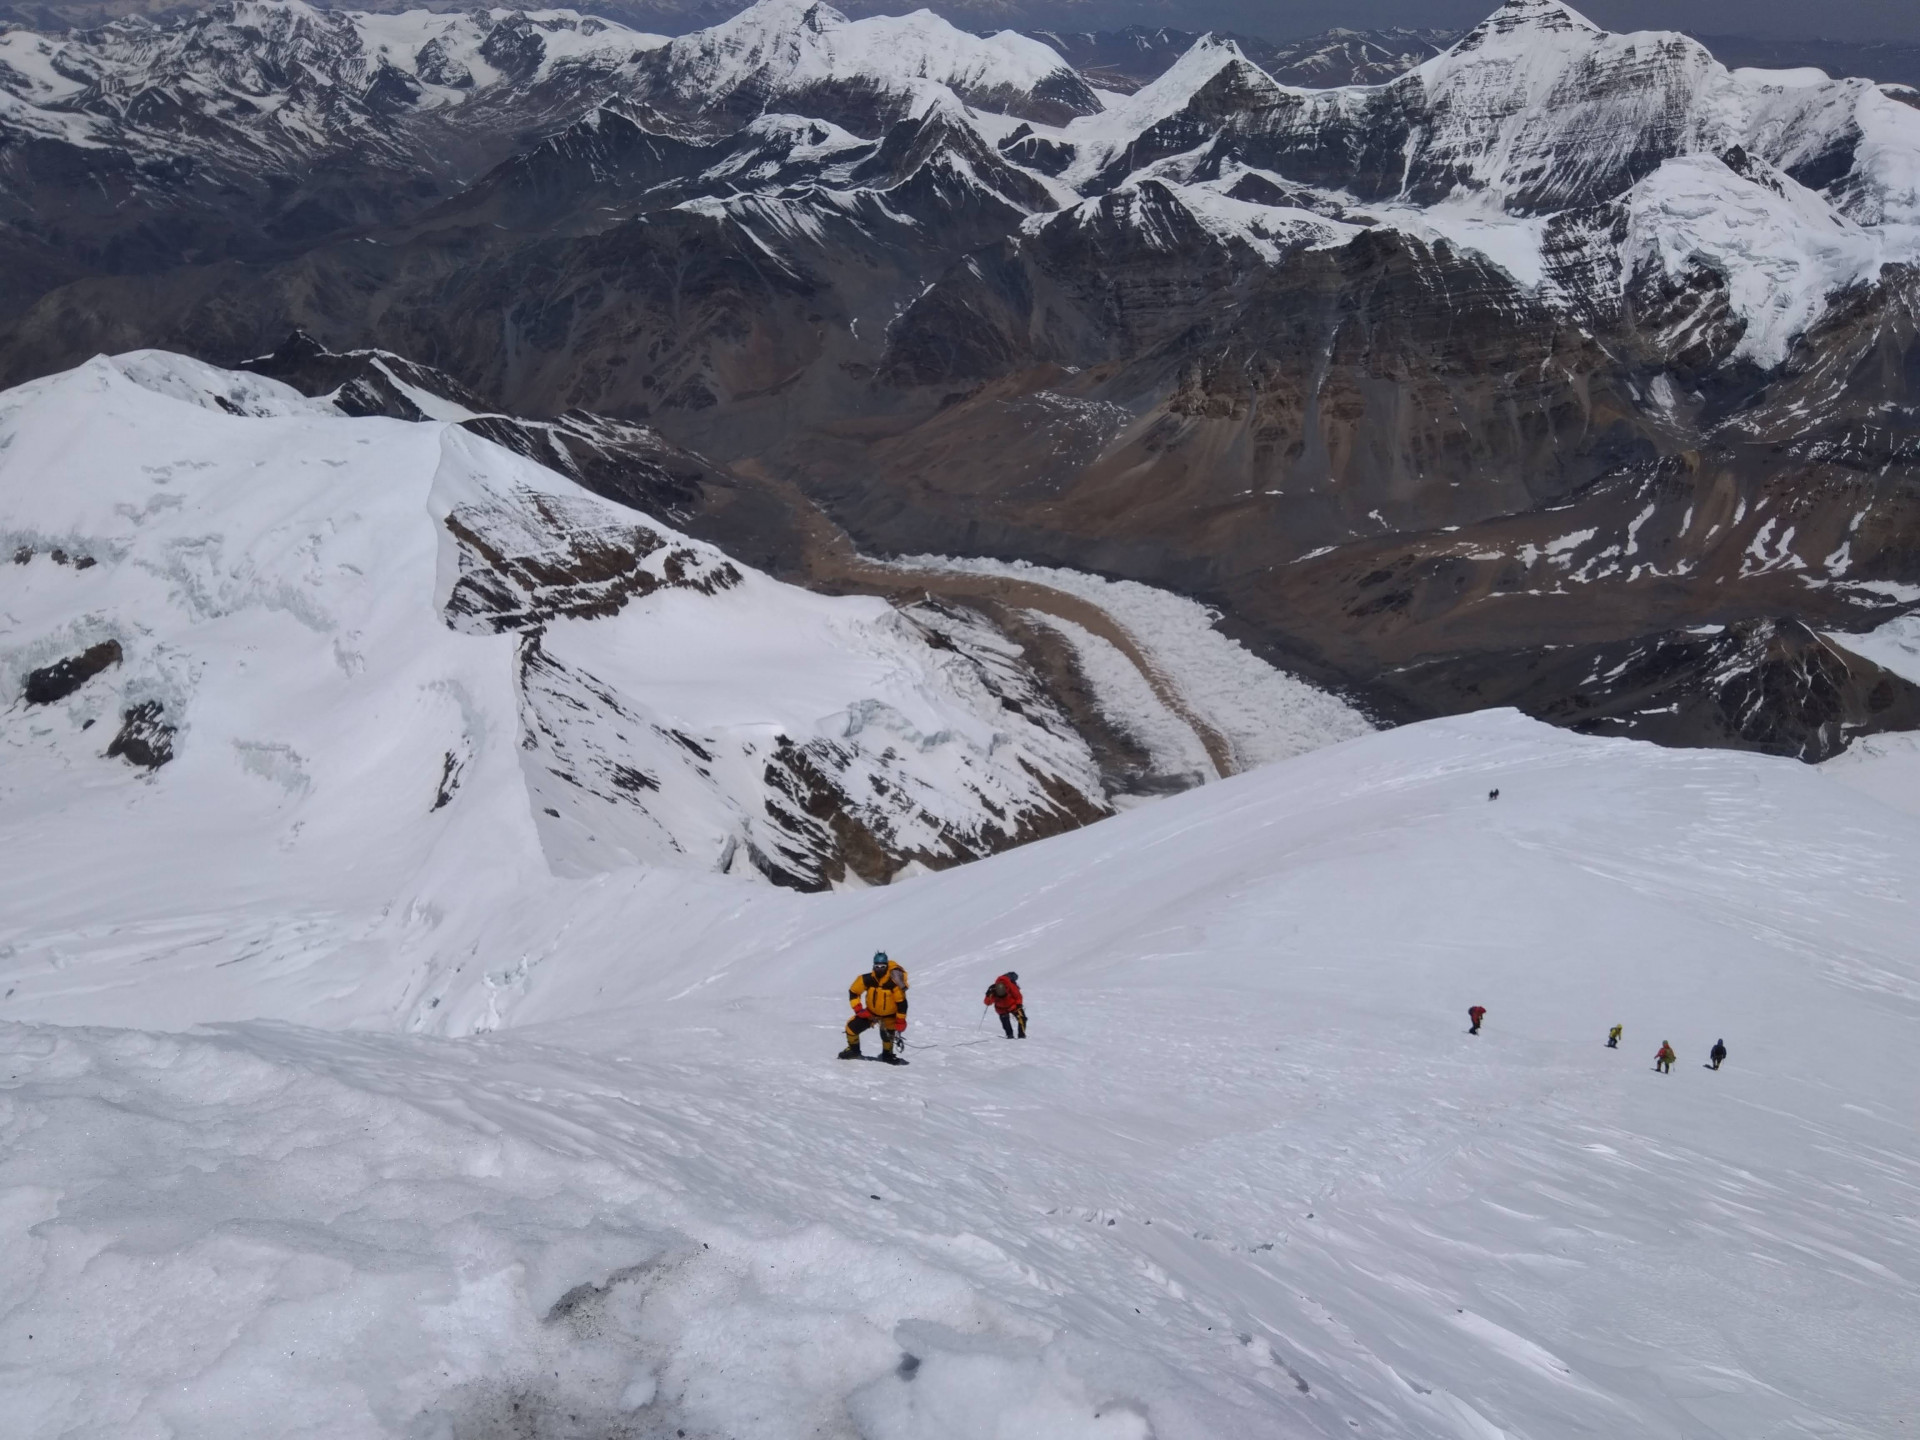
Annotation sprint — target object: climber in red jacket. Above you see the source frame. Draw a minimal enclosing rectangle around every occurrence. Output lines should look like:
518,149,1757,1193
984,971,1026,1039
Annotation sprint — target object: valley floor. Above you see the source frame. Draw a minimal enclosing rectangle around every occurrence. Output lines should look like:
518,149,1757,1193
4,713,1918,1438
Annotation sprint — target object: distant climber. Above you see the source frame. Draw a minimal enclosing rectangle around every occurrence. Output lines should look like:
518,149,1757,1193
1606,1024,1622,1049
1489,788,1500,801
841,952,909,1065
984,971,1026,1039
1467,1004,1486,1035
1709,1039,1727,1071
1655,1041,1676,1074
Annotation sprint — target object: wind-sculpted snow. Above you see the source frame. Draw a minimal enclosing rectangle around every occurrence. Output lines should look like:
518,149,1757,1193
0,351,1107,893
3,713,1918,1437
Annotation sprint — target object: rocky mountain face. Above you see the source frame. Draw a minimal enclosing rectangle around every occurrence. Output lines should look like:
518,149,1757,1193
5,0,1920,762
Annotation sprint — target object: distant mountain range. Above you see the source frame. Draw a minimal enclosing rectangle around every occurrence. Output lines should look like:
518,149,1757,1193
5,0,1920,87
5,0,1920,764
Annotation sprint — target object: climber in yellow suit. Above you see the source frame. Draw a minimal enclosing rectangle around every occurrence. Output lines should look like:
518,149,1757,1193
840,952,909,1065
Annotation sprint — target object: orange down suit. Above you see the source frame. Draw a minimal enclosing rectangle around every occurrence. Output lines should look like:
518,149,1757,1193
847,962,909,1048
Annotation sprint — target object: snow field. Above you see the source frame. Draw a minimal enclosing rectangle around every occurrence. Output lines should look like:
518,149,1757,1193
1828,609,1920,688
0,1022,1135,1440
7,711,1920,1437
1819,614,1920,817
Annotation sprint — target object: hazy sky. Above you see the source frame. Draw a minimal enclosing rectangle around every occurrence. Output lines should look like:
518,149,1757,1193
1193,0,1919,42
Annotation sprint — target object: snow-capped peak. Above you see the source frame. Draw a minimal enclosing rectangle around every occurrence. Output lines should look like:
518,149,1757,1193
1060,33,1280,189
1403,0,1710,129
1095,34,1261,130
1451,0,1606,47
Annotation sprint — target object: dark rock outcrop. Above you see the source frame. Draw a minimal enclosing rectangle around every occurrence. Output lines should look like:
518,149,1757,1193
106,700,174,769
23,640,122,705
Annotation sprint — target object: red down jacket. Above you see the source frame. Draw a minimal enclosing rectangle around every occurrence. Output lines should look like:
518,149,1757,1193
984,974,1023,1014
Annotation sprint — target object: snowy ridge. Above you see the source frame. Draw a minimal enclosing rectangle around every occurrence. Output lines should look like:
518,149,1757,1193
0,352,1108,901
636,0,1097,128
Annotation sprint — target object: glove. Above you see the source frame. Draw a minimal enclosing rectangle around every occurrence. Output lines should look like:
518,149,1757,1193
853,1003,872,1018
892,1016,907,1032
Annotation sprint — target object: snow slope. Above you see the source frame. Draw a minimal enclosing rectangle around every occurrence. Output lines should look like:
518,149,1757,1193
4,711,1918,1438
1820,614,1920,814
1828,609,1920,687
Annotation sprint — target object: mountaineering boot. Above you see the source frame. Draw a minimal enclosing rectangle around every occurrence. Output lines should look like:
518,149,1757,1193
877,1051,908,1066
838,1044,862,1060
